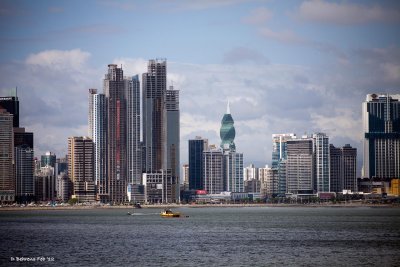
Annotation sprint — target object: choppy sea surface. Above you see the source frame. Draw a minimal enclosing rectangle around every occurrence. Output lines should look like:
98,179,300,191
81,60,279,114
1,206,400,266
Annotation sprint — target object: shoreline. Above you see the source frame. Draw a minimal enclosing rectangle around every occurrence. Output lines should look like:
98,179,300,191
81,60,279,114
0,203,399,211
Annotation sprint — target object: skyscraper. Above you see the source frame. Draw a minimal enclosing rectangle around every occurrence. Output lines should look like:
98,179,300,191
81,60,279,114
15,145,34,203
89,88,107,202
165,86,180,185
126,75,141,186
362,94,400,179
104,64,127,203
287,137,314,195
0,107,14,203
41,151,56,168
272,133,296,168
220,102,236,151
189,137,208,190
271,133,296,196
220,102,244,192
68,136,95,202
203,146,224,194
0,95,19,127
330,144,357,193
224,151,243,192
313,133,330,192
142,59,167,173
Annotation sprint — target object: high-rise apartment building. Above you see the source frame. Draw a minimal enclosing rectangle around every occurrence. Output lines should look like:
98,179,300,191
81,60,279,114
224,151,243,192
165,86,180,184
362,94,400,179
260,167,278,198
203,146,224,194
88,88,107,201
313,133,330,192
68,136,95,202
287,137,314,195
142,59,167,173
189,137,208,190
104,64,127,203
126,75,141,186
244,164,258,181
182,163,189,188
330,144,357,193
15,145,34,203
0,107,14,203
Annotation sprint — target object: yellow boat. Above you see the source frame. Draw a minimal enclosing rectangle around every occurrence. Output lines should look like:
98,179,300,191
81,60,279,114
160,209,181,218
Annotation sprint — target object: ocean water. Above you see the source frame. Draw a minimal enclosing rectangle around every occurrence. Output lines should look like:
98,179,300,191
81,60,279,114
1,207,400,266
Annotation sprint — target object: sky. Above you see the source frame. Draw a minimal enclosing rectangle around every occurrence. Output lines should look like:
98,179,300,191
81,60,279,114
0,0,399,173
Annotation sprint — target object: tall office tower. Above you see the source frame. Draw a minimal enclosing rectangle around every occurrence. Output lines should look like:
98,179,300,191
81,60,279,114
330,144,357,193
329,145,341,193
220,102,236,151
220,103,244,192
41,151,56,168
35,166,56,202
0,95,19,127
142,59,167,173
104,64,127,203
224,151,243,192
203,146,224,194
126,75,141,186
189,137,208,190
244,164,258,181
0,107,14,203
362,94,400,179
15,145,34,203
287,137,314,195
68,137,95,202
165,86,180,199
14,127,33,149
313,133,330,192
88,88,107,202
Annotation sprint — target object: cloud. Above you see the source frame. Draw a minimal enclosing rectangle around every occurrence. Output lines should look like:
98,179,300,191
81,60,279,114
156,0,248,11
25,49,91,71
222,46,269,65
297,0,400,25
0,49,102,158
48,7,64,13
259,27,305,44
242,7,273,25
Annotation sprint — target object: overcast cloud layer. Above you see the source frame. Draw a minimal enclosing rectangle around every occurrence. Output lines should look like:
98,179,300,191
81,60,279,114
0,0,399,174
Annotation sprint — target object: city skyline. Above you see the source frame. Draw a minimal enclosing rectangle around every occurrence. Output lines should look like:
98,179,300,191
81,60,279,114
0,0,399,170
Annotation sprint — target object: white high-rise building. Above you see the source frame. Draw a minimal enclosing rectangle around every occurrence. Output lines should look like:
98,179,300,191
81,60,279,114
203,146,224,194
313,133,330,192
88,89,107,202
126,75,141,186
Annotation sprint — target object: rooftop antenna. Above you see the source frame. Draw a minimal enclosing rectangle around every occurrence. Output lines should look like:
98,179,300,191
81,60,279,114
227,100,230,114
16,86,18,97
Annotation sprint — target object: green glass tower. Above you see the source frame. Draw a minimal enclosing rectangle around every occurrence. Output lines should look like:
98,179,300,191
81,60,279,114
220,102,236,151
